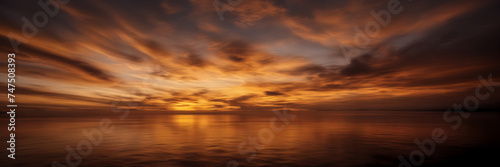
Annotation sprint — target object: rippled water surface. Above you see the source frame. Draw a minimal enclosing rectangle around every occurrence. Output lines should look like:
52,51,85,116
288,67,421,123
2,111,500,166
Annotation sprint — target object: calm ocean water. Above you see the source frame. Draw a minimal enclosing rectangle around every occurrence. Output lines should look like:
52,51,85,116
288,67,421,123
2,111,500,167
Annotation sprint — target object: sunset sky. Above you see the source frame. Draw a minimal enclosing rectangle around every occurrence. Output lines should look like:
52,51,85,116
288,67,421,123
1,0,499,114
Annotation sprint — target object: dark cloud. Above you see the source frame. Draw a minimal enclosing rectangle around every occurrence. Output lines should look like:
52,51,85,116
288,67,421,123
282,64,326,76
274,0,351,19
0,35,116,82
340,54,372,76
192,89,209,96
220,41,253,62
185,53,206,67
362,2,500,88
264,91,285,96
228,94,257,107
135,38,170,57
23,45,115,81
14,86,110,105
